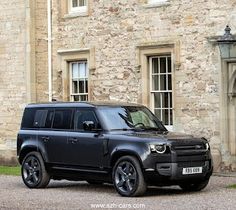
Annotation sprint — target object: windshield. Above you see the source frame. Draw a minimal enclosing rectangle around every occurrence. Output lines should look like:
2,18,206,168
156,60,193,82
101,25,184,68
99,106,167,131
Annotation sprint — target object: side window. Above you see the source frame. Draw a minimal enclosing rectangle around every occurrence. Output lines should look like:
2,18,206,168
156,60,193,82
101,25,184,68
21,108,54,129
21,108,38,129
33,110,48,128
52,109,73,130
74,110,98,130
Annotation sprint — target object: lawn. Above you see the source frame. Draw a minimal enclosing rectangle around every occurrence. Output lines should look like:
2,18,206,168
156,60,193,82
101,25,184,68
0,166,21,176
227,184,236,189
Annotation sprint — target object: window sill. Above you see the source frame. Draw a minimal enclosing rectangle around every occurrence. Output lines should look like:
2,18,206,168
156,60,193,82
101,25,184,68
144,1,170,8
64,11,88,19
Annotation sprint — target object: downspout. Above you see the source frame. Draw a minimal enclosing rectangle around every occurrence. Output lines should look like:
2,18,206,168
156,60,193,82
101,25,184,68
47,0,52,102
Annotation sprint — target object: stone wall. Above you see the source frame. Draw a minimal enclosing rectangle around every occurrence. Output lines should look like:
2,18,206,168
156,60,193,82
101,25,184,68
1,0,236,169
39,0,236,171
0,0,28,165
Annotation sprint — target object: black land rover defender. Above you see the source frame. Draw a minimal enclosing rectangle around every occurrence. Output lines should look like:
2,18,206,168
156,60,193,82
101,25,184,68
17,102,213,197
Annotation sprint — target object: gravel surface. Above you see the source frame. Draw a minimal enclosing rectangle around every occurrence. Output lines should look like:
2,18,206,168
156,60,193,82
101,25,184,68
1,175,236,210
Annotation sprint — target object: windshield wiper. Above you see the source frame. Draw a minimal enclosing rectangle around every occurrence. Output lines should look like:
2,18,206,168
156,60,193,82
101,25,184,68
139,126,162,131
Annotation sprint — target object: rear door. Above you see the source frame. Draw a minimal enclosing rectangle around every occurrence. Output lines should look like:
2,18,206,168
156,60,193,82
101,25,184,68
37,108,73,164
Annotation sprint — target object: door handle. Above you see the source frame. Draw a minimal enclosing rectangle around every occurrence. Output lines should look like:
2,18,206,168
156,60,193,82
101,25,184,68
68,138,78,144
42,136,50,143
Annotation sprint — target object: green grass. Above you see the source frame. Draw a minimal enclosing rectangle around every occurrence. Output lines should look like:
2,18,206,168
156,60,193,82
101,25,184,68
0,166,21,176
227,184,236,189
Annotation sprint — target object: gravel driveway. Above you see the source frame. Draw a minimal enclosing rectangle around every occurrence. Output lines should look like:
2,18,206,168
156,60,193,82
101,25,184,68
1,175,236,210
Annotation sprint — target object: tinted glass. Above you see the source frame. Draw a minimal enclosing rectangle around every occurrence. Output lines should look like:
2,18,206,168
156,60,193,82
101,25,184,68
52,109,72,130
21,108,55,129
21,108,37,129
74,110,98,130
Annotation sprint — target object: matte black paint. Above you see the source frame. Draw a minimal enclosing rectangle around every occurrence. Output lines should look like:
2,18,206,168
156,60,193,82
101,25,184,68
17,102,213,185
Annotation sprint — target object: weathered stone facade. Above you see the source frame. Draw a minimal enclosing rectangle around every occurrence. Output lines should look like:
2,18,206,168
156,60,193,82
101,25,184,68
1,0,236,171
0,0,29,165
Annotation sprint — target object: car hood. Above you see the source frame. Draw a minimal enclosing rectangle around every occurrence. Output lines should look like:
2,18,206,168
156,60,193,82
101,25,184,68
111,131,206,144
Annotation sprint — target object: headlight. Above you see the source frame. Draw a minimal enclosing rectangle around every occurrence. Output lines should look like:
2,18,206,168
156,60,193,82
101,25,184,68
150,144,167,154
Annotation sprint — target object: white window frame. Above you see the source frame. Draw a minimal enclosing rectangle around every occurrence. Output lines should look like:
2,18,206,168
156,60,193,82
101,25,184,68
149,0,168,3
147,0,169,7
68,0,88,15
70,61,89,102
149,55,173,130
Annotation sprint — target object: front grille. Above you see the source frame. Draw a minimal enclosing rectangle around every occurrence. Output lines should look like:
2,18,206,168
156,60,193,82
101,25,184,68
171,143,206,151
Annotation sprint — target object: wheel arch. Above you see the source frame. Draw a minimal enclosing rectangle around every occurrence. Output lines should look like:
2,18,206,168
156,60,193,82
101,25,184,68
110,150,144,169
19,146,46,164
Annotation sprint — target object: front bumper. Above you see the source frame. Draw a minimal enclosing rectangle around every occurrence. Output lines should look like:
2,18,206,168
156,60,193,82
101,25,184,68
144,160,213,185
142,145,213,185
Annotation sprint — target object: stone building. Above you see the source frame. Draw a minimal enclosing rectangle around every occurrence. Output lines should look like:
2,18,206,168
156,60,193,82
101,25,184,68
1,0,236,171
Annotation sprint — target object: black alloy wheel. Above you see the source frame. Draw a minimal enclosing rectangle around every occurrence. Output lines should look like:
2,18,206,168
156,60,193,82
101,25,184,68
113,156,146,197
21,152,50,188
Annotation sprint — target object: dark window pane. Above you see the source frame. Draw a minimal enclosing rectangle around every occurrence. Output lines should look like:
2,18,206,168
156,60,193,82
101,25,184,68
168,75,172,90
72,0,78,7
170,109,173,125
80,95,87,101
170,93,172,108
154,93,161,109
79,0,86,6
162,93,169,108
160,57,166,73
162,109,169,125
152,75,159,91
74,110,98,130
21,108,37,129
160,75,166,90
85,80,88,93
79,80,85,93
73,81,78,93
44,110,54,129
168,57,171,73
154,109,161,120
152,58,158,74
33,110,48,128
52,110,72,130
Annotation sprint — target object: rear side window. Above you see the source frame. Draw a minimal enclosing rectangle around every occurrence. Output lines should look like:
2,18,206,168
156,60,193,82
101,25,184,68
52,109,72,130
21,108,38,129
21,108,54,129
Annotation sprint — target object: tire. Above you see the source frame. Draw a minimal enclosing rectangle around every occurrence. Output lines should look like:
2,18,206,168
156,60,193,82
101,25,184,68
21,151,50,188
112,156,147,197
179,179,209,192
86,180,104,185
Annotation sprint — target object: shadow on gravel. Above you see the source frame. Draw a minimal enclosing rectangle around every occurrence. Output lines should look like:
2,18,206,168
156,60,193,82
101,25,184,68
46,181,198,197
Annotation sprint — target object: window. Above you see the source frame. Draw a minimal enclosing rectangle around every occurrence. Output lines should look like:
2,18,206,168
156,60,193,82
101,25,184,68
73,110,98,130
69,0,87,14
52,110,73,130
21,109,54,129
150,55,173,129
70,61,88,101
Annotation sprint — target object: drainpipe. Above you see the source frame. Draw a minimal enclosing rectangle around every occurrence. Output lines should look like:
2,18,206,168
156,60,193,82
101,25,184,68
47,0,52,102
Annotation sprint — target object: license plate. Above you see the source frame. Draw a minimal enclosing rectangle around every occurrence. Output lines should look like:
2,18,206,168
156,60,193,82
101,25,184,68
182,167,202,175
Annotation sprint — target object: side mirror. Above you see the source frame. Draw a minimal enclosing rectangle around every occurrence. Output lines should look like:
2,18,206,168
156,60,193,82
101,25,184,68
83,121,95,131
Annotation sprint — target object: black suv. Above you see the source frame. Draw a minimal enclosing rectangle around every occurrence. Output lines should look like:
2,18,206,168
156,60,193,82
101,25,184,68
17,102,213,196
